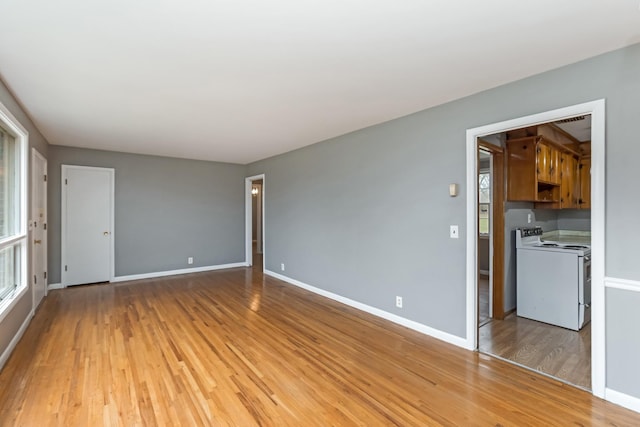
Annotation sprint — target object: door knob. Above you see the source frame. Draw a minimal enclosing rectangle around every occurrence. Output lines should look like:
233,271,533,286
103,231,110,236
34,239,42,244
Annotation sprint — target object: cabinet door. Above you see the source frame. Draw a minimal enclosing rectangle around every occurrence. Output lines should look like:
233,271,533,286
549,147,561,185
536,143,550,182
560,153,578,208
506,138,538,201
537,142,561,185
579,157,591,209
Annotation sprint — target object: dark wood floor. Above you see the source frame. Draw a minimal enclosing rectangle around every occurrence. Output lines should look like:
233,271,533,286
478,275,490,326
0,266,636,425
479,313,591,389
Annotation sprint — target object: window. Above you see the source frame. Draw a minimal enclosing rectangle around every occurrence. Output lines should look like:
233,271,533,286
0,105,27,319
478,170,490,235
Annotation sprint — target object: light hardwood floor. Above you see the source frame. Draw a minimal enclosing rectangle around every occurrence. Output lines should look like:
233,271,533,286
0,266,636,425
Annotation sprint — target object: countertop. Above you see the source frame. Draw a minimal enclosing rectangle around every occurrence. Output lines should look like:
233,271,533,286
541,230,591,246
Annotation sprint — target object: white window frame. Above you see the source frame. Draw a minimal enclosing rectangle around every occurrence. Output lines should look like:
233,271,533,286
0,100,29,323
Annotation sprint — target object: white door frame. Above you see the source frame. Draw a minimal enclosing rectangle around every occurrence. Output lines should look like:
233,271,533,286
31,148,47,306
464,100,606,398
61,165,115,287
245,174,265,269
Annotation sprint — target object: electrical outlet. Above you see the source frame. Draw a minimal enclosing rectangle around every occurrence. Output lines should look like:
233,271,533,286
188,257,193,265
450,225,459,239
527,213,532,224
281,263,285,271
396,296,403,308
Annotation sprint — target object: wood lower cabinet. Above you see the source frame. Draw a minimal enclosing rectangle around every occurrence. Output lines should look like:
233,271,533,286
578,156,591,209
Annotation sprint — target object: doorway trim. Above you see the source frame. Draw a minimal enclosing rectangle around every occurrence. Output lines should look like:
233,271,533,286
477,141,505,322
31,148,48,307
464,99,605,398
60,165,115,287
245,174,265,270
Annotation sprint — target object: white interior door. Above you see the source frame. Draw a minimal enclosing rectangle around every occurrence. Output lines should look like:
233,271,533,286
31,149,47,307
62,165,114,287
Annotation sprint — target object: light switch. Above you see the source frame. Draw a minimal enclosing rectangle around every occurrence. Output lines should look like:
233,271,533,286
449,183,458,197
450,225,459,239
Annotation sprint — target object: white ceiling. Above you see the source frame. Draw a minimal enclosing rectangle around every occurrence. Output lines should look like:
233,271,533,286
1,1,639,164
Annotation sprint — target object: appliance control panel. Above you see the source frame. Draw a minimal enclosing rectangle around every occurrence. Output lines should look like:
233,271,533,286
519,227,543,237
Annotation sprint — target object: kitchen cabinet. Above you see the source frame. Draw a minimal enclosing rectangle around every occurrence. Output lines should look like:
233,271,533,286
560,152,579,209
578,156,591,209
536,141,561,185
506,136,560,204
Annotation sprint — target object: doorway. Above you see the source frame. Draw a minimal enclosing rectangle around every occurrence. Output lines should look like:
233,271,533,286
31,149,47,308
61,165,114,287
245,174,265,271
477,118,593,390
476,141,506,333
465,100,605,397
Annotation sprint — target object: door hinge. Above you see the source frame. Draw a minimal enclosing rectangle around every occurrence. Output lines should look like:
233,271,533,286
44,223,47,230
44,174,47,182
65,178,68,185
65,265,68,271
34,274,37,284
44,272,47,279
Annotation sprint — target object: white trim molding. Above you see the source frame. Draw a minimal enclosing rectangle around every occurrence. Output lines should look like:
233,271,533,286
112,262,246,283
0,308,34,371
48,283,64,290
604,277,640,292
465,99,606,397
606,388,640,414
264,270,468,349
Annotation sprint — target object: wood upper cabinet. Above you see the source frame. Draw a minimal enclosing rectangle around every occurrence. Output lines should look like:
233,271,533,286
536,142,560,185
560,152,579,209
578,156,591,209
505,125,589,210
506,136,559,203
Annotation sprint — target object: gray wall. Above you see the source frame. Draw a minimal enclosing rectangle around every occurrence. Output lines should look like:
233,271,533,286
557,209,591,231
248,43,640,397
606,288,640,398
0,79,49,360
48,146,246,282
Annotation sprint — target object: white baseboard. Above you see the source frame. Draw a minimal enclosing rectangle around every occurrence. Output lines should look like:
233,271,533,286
48,283,63,290
264,270,468,349
0,308,34,371
111,262,246,283
606,388,640,414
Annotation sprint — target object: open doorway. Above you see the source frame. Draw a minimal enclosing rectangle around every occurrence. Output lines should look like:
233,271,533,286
245,174,265,271
476,141,506,331
251,179,263,271
477,117,592,390
466,100,605,397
